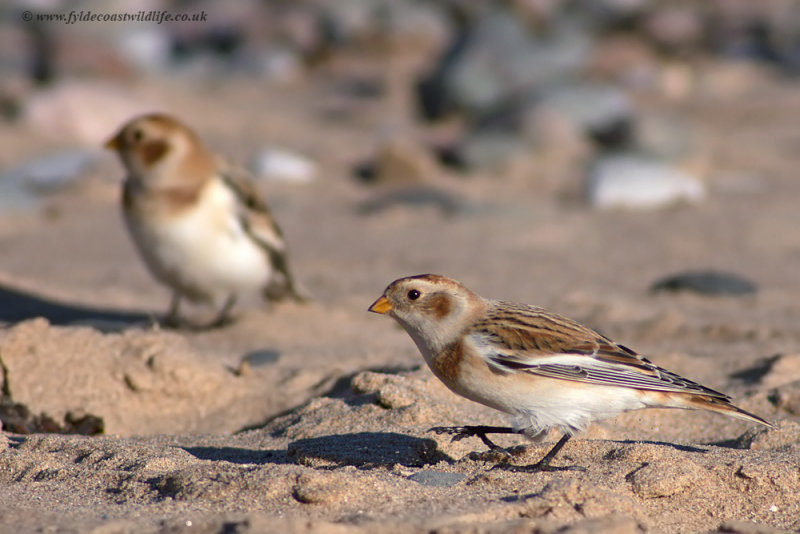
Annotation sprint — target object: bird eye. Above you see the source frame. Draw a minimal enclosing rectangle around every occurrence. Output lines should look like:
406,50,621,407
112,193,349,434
131,129,144,142
407,289,421,300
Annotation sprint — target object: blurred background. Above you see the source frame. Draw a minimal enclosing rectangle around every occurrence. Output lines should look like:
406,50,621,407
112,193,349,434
0,0,799,320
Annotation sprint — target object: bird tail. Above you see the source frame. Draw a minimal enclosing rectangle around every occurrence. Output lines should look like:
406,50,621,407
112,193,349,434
682,394,774,428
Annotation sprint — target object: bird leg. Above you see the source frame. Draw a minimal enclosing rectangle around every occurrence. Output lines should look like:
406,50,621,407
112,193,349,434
430,427,586,472
429,425,518,451
204,294,238,329
162,293,184,328
492,434,586,472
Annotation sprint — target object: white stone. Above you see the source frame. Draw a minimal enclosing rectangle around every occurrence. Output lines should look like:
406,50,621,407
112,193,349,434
588,154,705,210
251,148,317,183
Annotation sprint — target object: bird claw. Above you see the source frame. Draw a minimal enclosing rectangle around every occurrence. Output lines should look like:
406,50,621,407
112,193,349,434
428,426,503,450
429,426,479,441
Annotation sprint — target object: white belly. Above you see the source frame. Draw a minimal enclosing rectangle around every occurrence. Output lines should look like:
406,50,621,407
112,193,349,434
126,181,271,303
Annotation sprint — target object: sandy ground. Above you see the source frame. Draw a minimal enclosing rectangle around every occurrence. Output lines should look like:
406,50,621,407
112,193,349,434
2,56,800,533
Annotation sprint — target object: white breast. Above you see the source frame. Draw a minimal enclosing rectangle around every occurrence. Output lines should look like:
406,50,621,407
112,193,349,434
126,179,272,303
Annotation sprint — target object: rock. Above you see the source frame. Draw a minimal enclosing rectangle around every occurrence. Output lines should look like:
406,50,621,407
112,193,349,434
113,27,172,73
650,270,757,296
251,147,317,182
356,138,440,186
453,131,527,171
416,6,591,121
587,153,706,210
407,469,465,487
351,371,418,409
1,148,100,192
642,5,703,54
357,187,471,216
531,84,633,150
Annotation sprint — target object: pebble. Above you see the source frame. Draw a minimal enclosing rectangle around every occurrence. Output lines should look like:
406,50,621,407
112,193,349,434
417,6,590,120
533,84,632,146
357,187,470,217
1,149,100,192
356,139,439,186
587,153,706,210
241,349,281,367
251,147,317,182
650,270,757,296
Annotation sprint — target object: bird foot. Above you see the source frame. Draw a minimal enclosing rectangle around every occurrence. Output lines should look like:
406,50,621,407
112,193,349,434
429,426,511,450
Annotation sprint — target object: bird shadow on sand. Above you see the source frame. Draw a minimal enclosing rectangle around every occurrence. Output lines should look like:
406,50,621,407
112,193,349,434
181,446,295,465
0,284,155,332
180,433,449,469
287,432,451,469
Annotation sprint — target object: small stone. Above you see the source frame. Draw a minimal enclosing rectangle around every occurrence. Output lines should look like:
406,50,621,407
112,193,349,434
251,147,317,183
532,84,633,148
357,187,469,217
650,270,757,296
240,349,281,368
350,371,418,409
407,470,465,487
454,131,527,171
1,149,99,192
587,153,706,210
356,139,439,186
375,384,416,410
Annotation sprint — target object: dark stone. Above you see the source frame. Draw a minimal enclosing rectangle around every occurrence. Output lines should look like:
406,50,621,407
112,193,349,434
650,270,757,296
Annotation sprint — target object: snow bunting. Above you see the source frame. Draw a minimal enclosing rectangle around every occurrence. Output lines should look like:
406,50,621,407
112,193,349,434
106,113,307,328
369,274,773,471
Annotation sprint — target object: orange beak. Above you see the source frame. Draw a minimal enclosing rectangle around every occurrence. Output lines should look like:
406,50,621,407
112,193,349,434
104,132,122,151
368,296,392,314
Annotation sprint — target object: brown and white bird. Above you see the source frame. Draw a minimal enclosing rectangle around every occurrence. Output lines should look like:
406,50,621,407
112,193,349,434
369,274,773,471
106,113,306,328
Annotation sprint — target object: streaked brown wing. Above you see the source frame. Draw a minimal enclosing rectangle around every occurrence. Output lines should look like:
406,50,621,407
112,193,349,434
219,162,308,302
472,302,729,399
219,164,286,251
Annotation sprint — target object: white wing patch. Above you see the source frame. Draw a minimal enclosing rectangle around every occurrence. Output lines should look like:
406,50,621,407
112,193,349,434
471,332,728,398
